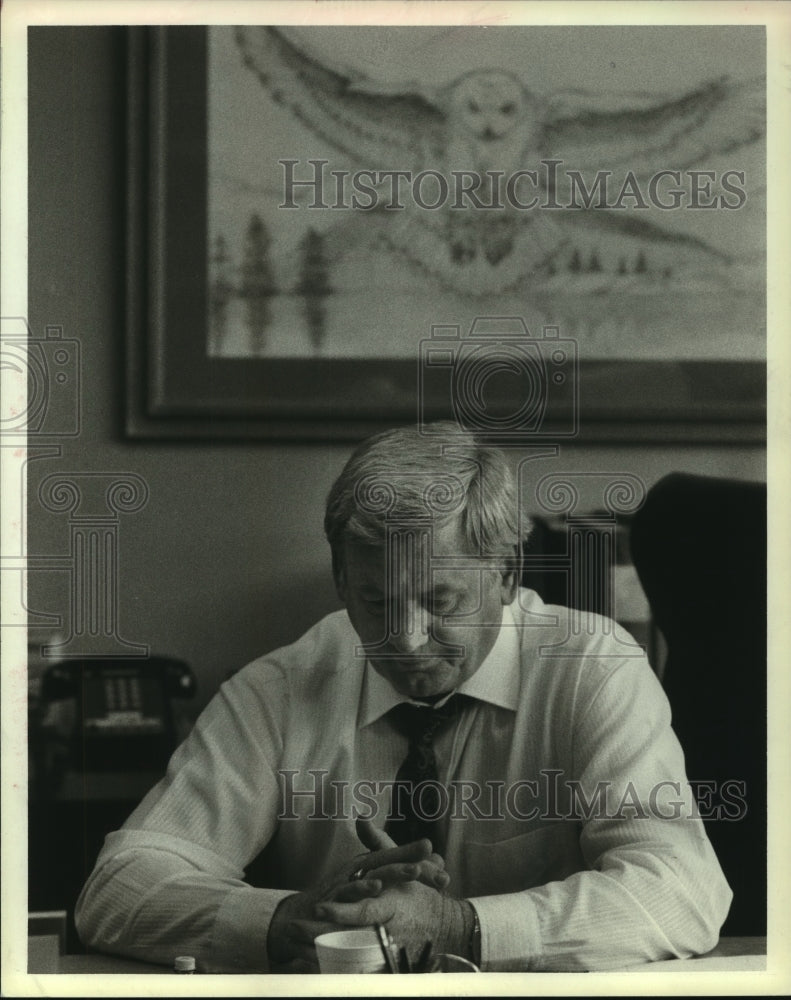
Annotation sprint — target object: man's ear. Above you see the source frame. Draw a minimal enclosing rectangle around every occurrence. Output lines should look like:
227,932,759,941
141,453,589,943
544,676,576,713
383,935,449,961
332,547,348,603
498,545,520,605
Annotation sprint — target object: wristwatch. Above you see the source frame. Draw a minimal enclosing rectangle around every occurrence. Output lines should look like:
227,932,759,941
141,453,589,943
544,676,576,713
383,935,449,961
470,907,482,968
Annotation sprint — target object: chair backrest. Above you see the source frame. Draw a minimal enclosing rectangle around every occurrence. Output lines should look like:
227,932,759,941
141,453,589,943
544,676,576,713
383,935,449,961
630,473,766,935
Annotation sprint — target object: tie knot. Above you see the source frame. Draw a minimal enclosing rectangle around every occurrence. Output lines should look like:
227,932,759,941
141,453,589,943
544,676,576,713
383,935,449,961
388,694,466,746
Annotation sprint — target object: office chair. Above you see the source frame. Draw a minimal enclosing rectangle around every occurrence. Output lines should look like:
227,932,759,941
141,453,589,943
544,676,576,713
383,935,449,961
630,473,767,935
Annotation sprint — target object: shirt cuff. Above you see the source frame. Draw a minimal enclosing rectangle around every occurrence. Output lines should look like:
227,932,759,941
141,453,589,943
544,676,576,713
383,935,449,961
469,892,542,971
210,886,297,972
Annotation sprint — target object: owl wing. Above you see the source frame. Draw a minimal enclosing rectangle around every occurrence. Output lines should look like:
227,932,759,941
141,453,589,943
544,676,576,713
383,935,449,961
544,75,765,175
235,27,447,170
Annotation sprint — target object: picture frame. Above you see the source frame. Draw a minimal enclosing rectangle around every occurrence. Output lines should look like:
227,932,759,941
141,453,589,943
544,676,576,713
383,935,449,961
125,26,766,444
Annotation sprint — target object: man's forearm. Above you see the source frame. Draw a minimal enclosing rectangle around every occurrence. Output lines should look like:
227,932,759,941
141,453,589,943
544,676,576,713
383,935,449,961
75,843,294,972
468,844,731,972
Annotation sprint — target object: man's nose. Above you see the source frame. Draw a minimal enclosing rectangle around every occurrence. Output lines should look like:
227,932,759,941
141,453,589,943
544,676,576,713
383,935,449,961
389,598,430,652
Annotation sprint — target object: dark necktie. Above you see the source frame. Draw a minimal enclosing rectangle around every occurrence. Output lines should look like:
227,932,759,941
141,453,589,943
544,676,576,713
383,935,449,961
384,695,467,854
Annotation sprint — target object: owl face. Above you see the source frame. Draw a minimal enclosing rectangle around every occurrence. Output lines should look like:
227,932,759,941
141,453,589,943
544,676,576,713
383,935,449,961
449,71,529,141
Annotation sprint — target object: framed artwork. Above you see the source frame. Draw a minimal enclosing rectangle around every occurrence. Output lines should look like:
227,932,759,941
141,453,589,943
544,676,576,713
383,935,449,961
126,25,766,442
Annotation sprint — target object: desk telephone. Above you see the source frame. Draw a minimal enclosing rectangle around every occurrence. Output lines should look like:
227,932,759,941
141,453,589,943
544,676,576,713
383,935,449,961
39,657,196,773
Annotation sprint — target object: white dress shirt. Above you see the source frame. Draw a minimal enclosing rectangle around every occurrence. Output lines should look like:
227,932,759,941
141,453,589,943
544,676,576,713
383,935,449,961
75,589,731,972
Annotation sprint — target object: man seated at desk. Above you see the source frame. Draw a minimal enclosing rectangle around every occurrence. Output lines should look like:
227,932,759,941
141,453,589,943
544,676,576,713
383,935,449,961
75,424,731,972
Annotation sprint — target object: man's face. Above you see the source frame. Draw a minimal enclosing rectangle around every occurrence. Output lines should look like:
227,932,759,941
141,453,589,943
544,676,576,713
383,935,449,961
336,518,517,700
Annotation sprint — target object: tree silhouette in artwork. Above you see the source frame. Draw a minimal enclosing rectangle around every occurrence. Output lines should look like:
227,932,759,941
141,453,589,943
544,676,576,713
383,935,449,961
240,214,276,354
296,227,332,353
209,235,234,350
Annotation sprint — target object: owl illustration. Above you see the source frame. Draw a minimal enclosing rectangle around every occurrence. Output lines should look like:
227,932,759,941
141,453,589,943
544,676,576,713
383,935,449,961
235,27,764,296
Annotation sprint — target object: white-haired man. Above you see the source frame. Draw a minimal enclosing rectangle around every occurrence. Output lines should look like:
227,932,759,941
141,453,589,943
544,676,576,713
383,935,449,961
76,424,731,972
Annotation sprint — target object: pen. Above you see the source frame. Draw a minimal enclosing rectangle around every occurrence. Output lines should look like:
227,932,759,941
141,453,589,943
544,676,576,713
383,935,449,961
375,923,399,974
415,940,433,973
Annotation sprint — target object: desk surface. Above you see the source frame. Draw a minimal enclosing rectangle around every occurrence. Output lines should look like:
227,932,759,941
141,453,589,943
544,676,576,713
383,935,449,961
613,936,766,973
56,937,766,975
697,936,766,958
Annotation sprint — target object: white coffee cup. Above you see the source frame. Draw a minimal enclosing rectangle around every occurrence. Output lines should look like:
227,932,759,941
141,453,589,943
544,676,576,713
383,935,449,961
314,929,387,974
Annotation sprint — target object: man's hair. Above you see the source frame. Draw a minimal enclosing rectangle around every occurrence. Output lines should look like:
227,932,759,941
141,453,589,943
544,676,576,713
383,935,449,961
324,422,529,558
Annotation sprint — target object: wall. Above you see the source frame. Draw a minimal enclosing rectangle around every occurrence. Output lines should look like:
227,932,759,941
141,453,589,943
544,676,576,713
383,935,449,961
27,28,765,716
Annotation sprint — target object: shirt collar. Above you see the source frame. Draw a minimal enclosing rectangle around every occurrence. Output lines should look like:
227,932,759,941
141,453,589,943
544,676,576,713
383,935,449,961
357,603,520,729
